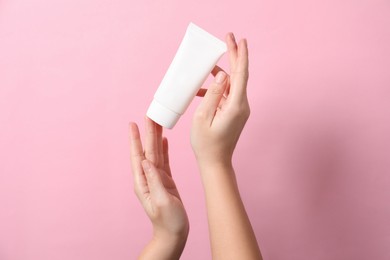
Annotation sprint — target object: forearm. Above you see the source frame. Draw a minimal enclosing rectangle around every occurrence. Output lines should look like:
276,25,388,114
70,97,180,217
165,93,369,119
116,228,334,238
198,162,262,260
139,232,187,260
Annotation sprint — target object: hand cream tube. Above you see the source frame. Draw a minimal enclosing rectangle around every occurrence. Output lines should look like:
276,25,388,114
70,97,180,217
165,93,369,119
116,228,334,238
147,22,227,129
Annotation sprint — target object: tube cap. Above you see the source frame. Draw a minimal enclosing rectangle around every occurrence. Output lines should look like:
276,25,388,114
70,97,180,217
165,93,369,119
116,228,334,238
146,99,181,129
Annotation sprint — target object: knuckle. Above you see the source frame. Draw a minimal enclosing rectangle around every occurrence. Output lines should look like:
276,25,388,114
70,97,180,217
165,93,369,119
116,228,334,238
230,103,250,120
144,150,154,158
194,109,207,121
144,152,158,164
155,197,170,208
230,106,241,116
131,153,144,162
211,84,224,95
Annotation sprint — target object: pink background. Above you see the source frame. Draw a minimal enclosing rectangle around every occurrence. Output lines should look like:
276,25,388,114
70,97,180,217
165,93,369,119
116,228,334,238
1,0,390,259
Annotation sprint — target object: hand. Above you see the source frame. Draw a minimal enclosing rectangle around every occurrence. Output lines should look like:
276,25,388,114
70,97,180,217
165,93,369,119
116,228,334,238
191,35,261,259
191,33,250,167
129,117,189,259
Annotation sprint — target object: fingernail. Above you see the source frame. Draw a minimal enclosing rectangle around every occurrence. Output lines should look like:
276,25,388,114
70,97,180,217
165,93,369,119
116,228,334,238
142,160,151,172
215,72,226,84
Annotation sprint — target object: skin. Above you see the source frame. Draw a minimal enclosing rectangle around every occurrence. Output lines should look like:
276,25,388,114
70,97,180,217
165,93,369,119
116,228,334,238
191,33,262,260
129,32,262,259
129,118,189,260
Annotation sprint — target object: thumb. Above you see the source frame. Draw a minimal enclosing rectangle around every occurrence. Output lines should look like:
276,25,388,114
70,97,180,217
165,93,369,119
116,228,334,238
142,160,168,199
195,71,227,124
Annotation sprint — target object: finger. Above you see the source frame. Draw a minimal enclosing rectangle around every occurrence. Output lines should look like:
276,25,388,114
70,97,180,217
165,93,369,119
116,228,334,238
226,33,238,72
162,137,172,177
195,71,228,124
196,66,227,97
129,122,144,170
156,123,164,168
142,160,169,200
224,76,231,96
129,122,147,194
230,39,249,102
144,116,159,166
212,65,230,97
237,39,249,76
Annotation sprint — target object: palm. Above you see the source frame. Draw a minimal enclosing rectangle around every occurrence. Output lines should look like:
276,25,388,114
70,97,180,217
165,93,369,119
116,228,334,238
140,167,183,211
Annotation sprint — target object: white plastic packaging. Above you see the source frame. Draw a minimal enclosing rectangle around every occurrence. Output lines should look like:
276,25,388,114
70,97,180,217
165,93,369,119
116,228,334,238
146,22,227,129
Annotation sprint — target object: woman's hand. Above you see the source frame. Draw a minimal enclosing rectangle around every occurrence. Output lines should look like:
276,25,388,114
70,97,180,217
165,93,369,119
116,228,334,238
191,33,250,168
191,34,261,260
129,117,189,260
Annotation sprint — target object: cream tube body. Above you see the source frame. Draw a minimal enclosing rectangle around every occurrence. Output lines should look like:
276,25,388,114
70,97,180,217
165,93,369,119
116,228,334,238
147,22,227,129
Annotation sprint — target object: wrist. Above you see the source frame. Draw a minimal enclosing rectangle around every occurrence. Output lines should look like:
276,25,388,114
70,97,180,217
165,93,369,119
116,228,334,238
196,159,234,173
192,144,234,170
148,230,188,260
153,226,189,242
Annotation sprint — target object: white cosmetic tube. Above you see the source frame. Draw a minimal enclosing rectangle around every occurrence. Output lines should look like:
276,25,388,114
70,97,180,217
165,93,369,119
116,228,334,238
147,22,227,129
